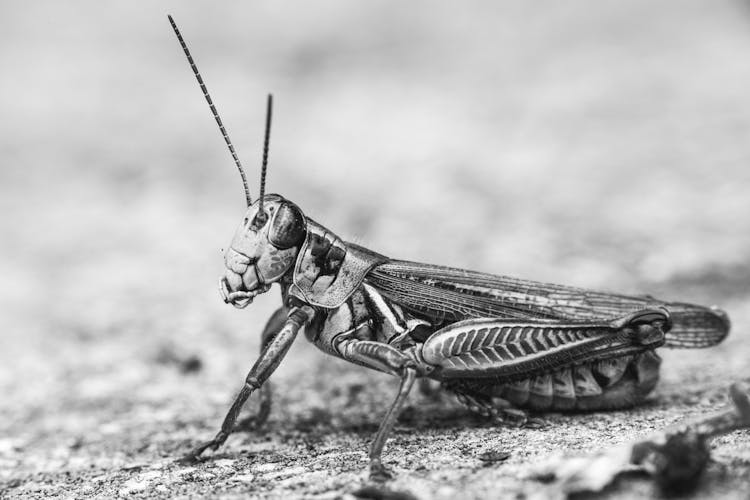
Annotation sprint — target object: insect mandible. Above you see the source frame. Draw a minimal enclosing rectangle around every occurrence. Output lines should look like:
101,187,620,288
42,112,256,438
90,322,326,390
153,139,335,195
167,16,731,481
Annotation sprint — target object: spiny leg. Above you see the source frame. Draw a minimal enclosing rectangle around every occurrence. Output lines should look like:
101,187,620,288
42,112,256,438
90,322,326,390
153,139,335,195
235,307,288,432
448,385,542,428
181,306,312,463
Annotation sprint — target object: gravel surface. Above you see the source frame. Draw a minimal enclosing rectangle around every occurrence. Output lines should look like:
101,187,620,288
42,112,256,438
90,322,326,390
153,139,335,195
2,2,750,498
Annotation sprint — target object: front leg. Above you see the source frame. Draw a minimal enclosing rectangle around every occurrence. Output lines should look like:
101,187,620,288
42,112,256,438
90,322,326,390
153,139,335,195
335,339,418,482
181,305,314,463
235,306,288,432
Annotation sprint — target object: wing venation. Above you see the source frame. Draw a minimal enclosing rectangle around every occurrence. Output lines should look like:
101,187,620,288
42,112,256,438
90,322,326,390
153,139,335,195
367,260,729,348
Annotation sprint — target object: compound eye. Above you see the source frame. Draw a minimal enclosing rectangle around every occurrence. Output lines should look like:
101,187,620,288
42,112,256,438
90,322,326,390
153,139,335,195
269,202,306,249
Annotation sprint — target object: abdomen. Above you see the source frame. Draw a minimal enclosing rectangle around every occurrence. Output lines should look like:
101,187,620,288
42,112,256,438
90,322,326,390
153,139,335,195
453,350,661,411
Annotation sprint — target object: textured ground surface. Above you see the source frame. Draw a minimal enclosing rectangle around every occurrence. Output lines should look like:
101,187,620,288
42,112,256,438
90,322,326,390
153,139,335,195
2,1,750,498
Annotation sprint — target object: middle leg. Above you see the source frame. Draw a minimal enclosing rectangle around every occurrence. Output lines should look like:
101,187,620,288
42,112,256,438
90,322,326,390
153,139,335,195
335,338,419,481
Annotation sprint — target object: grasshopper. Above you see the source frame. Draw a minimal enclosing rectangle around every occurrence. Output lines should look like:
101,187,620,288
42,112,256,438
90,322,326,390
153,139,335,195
168,16,731,481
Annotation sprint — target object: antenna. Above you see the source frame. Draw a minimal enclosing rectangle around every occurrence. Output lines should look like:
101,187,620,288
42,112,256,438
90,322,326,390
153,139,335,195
167,15,252,206
257,94,273,224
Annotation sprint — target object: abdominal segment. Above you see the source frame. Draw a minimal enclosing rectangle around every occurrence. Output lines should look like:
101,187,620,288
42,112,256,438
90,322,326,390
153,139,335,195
454,351,661,411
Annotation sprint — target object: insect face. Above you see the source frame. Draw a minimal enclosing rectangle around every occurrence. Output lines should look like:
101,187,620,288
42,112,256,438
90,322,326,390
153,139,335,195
221,194,307,308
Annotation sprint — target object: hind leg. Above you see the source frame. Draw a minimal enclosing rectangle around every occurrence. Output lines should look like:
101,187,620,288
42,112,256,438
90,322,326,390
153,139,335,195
446,384,543,427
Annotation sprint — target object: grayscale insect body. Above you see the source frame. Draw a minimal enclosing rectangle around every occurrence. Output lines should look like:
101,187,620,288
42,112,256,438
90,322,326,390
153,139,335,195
168,16,731,481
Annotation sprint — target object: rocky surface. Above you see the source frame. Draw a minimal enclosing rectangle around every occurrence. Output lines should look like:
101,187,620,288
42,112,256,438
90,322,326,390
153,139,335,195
2,1,750,498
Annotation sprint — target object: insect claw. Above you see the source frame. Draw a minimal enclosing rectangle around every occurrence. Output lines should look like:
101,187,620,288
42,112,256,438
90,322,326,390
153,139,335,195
498,408,528,427
179,433,229,464
368,459,393,482
526,417,546,429
176,449,205,465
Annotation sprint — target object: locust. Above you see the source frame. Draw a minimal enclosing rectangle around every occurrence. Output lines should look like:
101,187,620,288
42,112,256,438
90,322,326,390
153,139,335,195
167,16,731,481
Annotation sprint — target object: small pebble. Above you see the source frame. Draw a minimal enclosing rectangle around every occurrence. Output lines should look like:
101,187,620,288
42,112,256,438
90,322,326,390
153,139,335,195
478,450,511,464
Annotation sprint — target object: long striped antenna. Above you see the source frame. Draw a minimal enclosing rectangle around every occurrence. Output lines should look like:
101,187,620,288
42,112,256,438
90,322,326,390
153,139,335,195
168,15,252,206
256,94,273,224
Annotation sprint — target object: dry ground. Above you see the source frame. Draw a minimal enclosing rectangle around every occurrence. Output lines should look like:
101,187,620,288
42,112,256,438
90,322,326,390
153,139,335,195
2,2,750,498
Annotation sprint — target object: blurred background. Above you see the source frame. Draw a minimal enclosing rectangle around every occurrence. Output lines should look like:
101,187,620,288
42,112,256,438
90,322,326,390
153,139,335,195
2,1,750,497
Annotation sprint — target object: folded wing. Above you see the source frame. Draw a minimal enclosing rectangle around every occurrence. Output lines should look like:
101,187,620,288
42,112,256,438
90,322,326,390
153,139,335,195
366,260,729,348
